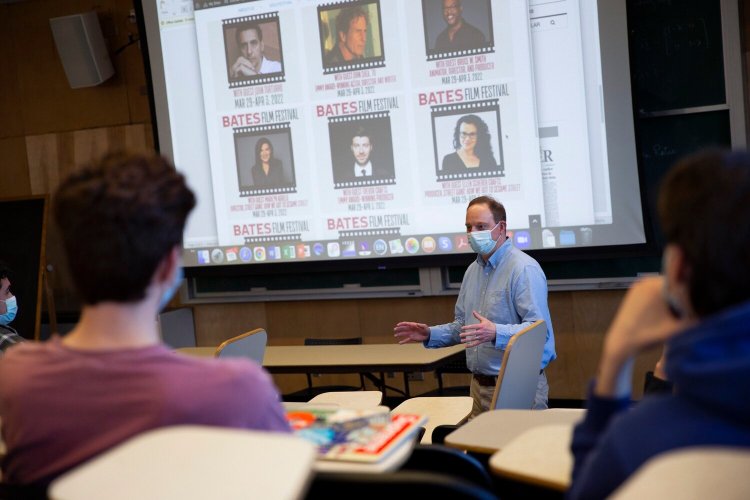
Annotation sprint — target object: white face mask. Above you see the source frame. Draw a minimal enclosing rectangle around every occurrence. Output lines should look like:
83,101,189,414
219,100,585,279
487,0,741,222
468,221,500,255
0,295,17,325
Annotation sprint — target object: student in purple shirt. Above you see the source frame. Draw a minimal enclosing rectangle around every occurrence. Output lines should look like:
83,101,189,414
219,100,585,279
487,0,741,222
0,152,290,486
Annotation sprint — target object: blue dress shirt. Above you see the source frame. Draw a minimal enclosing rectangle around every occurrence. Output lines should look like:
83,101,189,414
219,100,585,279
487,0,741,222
426,238,556,375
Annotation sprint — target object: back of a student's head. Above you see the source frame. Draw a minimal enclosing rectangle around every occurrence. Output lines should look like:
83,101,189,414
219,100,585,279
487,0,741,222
54,152,196,305
658,149,750,317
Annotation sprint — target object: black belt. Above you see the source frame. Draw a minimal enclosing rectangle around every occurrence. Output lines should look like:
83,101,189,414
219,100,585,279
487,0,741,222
473,370,544,387
473,374,497,386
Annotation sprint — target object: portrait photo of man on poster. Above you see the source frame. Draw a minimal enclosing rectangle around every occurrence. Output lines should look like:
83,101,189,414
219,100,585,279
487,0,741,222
422,0,494,59
329,115,395,187
224,18,284,85
319,2,385,71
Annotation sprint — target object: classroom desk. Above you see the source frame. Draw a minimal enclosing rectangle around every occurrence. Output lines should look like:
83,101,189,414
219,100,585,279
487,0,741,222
489,423,575,491
48,426,316,500
308,391,383,409
444,408,585,454
262,343,465,374
179,343,466,396
392,396,473,444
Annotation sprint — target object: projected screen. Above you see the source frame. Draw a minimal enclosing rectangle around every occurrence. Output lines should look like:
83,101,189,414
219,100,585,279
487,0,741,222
140,0,644,268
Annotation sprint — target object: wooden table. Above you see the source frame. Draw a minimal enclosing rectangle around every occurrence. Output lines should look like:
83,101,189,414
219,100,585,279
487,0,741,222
445,408,585,454
489,423,575,491
262,343,464,373
392,396,473,444
179,343,466,397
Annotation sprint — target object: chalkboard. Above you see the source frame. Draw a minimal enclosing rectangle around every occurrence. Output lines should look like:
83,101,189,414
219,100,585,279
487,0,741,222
638,110,731,247
0,196,48,340
627,0,725,113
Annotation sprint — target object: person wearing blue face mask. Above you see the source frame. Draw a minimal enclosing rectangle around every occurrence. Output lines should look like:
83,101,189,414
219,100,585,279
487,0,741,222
0,261,25,355
0,262,17,325
395,195,555,417
0,152,290,487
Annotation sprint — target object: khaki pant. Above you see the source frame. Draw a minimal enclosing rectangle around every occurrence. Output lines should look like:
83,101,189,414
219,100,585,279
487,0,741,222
469,371,549,419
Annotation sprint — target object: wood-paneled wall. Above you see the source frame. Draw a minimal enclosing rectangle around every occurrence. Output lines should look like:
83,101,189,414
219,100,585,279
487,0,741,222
190,289,661,401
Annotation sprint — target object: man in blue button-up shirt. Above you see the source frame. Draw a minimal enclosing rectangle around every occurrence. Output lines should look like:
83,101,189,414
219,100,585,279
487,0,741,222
395,196,556,416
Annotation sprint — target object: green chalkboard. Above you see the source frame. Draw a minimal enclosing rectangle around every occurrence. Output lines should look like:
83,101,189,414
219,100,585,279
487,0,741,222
637,110,731,248
627,0,725,113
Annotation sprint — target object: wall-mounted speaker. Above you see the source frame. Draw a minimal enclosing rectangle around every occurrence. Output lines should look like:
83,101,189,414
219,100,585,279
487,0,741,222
49,12,114,89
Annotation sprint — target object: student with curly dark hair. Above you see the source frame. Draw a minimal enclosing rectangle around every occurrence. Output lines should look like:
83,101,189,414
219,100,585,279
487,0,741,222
0,152,290,486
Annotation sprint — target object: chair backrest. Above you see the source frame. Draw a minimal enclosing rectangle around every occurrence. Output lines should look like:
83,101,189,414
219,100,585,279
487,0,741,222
400,444,494,490
215,328,267,364
610,447,750,499
0,482,48,500
435,354,470,374
304,337,362,346
157,308,196,349
306,470,497,500
490,320,546,410
49,426,316,500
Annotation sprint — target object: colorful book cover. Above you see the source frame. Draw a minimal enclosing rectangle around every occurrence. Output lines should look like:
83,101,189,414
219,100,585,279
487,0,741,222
286,406,425,463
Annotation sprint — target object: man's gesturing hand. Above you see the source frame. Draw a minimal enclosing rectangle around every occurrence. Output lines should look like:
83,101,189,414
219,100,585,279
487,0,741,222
459,311,496,348
394,322,430,344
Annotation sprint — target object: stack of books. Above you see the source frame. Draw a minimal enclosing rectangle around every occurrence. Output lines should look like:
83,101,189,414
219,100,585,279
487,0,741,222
286,406,425,462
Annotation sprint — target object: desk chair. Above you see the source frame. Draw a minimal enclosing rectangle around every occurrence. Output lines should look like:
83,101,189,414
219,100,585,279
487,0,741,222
0,482,48,500
610,447,750,499
157,307,196,349
48,426,316,500
400,444,493,490
306,470,497,500
434,355,472,396
215,328,267,364
490,320,546,410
